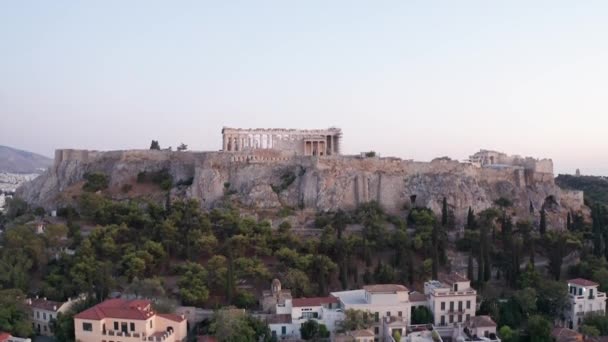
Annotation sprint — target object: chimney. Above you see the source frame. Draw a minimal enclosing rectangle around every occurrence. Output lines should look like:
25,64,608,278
53,305,57,311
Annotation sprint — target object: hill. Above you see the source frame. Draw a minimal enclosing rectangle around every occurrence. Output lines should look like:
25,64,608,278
556,174,608,207
0,145,52,174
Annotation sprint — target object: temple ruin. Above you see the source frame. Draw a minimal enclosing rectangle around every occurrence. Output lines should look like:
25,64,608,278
221,127,342,156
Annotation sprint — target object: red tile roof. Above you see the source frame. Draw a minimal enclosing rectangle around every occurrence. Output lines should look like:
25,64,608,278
266,314,292,324
0,332,10,342
157,313,186,323
74,299,156,321
27,298,65,312
292,296,338,307
363,284,409,293
569,278,599,287
465,315,497,328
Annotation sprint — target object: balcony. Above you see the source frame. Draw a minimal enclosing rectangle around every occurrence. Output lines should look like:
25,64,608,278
146,328,175,341
102,330,144,340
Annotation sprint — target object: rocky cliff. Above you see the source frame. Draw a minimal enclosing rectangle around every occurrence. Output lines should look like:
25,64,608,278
18,149,586,227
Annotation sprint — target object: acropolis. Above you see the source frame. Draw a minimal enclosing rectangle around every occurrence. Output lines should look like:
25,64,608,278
221,127,342,156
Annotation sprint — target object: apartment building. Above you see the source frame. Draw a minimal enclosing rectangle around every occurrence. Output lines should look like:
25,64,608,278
26,296,79,336
332,284,410,341
424,272,476,329
74,299,187,342
565,278,607,331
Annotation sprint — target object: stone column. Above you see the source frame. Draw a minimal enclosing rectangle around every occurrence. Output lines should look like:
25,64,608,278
223,134,227,151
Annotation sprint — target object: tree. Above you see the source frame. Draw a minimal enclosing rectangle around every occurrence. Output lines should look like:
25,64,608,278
466,207,475,230
339,309,374,332
467,254,475,283
536,280,569,319
441,197,448,227
567,212,572,230
513,287,537,316
527,315,551,342
581,325,600,337
0,289,34,337
499,326,516,342
539,209,547,236
411,306,433,324
393,330,402,341
178,262,209,306
301,319,329,340
210,308,270,342
177,143,188,151
543,231,581,280
150,140,160,150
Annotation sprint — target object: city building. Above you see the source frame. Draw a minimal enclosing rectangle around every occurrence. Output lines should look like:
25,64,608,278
405,325,443,342
73,298,187,342
260,279,292,314
335,329,376,342
26,296,79,336
565,278,607,331
424,273,476,330
332,284,411,341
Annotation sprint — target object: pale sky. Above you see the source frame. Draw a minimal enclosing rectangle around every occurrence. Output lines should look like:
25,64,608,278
1,1,607,175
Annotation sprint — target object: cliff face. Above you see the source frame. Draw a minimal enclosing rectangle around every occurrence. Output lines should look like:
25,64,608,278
18,149,585,226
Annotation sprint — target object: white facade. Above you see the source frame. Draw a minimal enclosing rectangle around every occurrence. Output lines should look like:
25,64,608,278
566,278,607,331
332,285,411,341
268,296,344,340
26,297,80,336
424,274,476,331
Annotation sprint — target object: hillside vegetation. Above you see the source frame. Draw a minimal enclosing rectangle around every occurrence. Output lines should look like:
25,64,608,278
556,174,608,207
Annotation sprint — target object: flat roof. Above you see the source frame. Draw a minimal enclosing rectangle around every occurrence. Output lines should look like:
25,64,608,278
331,290,367,305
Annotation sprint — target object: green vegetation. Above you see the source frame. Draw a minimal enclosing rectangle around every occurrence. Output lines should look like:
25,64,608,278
149,140,160,150
556,174,608,207
271,171,297,194
137,169,173,190
300,319,330,340
82,172,108,192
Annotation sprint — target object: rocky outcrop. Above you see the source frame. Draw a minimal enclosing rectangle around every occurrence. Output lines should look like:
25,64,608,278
18,149,585,227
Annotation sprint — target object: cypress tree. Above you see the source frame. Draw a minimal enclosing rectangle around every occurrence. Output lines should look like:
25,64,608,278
467,254,474,282
529,201,534,214
539,209,547,236
467,207,475,230
567,212,572,230
442,197,448,227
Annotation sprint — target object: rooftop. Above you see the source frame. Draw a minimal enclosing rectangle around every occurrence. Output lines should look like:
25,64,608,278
331,290,368,305
440,272,469,285
465,315,497,328
409,292,427,302
363,284,409,293
292,296,338,307
568,278,599,287
27,297,65,312
266,314,292,324
74,299,158,321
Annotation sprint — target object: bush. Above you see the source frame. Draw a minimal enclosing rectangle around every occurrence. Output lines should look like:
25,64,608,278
137,169,173,190
271,171,297,194
82,172,109,192
364,151,376,157
278,206,295,218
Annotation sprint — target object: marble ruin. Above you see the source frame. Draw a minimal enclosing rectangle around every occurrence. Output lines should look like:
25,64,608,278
221,127,342,156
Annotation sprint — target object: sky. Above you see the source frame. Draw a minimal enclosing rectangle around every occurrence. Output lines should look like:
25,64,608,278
1,1,607,175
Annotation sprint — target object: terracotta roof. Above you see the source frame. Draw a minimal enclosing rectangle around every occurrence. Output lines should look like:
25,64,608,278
0,332,10,342
266,314,292,324
465,315,497,328
551,327,581,342
409,292,427,302
157,313,186,323
363,284,408,293
27,298,65,312
440,272,469,285
350,329,375,337
74,299,155,321
292,296,338,307
569,278,599,287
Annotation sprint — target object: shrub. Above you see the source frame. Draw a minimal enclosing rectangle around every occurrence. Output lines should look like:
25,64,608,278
137,169,173,190
364,151,376,157
278,206,294,218
121,184,133,193
82,172,109,192
271,171,297,194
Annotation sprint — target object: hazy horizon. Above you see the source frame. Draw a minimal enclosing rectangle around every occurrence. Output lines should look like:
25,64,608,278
2,1,607,175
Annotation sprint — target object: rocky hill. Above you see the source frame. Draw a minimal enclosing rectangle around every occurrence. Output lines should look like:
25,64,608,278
556,174,608,207
17,149,586,227
0,145,52,174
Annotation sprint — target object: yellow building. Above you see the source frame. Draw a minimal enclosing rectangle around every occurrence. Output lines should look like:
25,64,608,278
74,299,187,342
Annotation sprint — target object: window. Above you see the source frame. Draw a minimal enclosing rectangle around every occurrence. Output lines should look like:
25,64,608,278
114,322,119,330
121,322,128,333
458,314,463,322
43,325,47,332
281,326,286,335
150,320,153,328
466,300,471,309
386,311,391,317
449,302,454,311
398,311,402,317
458,301,463,311
441,302,445,310
43,313,47,320
374,312,379,322
37,311,40,319
440,316,445,325
83,323,93,331
449,315,454,323
374,327,379,335
454,284,459,291
130,322,135,331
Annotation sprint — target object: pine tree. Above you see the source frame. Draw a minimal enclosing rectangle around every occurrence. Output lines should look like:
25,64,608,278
149,140,160,150
442,197,448,227
539,209,547,236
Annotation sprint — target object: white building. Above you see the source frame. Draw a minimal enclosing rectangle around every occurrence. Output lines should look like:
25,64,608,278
424,272,476,331
26,296,80,336
332,284,411,341
566,278,607,331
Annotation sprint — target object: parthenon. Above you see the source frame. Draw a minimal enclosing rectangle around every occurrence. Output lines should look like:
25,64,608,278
221,127,342,156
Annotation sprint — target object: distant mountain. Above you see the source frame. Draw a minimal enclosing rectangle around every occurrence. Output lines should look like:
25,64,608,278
556,174,608,207
0,145,52,174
